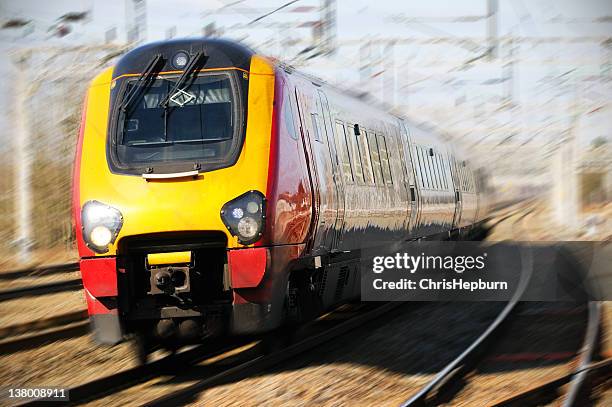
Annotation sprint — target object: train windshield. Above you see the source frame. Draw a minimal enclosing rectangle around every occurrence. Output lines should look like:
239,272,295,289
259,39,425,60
115,71,242,172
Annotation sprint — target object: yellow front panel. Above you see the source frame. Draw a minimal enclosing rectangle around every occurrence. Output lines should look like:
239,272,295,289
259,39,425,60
147,251,192,266
79,55,275,255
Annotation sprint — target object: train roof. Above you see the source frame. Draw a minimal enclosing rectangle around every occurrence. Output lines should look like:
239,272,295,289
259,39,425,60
112,38,255,81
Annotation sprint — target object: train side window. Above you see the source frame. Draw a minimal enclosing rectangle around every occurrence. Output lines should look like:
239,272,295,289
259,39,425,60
420,147,431,189
428,152,437,189
377,135,393,185
468,173,472,192
311,113,322,142
359,130,375,184
443,156,451,189
436,154,443,190
448,155,459,189
415,146,426,188
367,132,383,185
439,156,448,189
432,153,442,190
470,172,474,192
335,122,354,183
347,123,365,183
413,145,424,188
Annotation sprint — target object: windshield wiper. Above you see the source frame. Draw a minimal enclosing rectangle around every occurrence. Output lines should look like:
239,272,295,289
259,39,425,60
120,54,164,113
128,137,232,147
158,51,207,108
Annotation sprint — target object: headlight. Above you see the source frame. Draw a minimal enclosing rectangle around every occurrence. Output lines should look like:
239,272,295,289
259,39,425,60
81,200,123,253
220,191,265,245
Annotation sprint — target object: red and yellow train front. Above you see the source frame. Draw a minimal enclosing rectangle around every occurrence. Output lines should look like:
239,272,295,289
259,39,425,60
73,39,311,345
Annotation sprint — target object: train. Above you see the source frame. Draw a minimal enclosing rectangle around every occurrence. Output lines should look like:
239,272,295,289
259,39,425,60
72,38,489,360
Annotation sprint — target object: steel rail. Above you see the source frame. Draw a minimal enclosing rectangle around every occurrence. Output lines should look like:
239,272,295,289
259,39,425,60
21,302,401,406
143,302,402,406
400,246,534,406
0,321,89,355
491,358,611,406
0,310,88,355
562,301,602,406
20,337,250,407
0,279,83,302
0,262,79,281
0,310,87,339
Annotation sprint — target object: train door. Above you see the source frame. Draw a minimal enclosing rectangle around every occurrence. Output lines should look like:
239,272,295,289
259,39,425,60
294,86,336,254
399,120,419,233
317,90,345,252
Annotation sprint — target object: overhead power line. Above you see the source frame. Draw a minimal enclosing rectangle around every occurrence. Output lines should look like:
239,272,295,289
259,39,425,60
249,0,301,25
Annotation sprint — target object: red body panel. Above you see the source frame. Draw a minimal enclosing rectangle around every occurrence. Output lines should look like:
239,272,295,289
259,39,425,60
262,69,313,247
80,257,118,297
228,247,267,288
83,289,117,315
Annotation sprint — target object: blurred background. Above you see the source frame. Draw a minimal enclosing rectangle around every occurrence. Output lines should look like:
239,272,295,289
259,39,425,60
0,0,610,269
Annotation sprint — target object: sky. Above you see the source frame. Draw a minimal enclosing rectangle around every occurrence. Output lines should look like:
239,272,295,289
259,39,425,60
0,0,610,148
1,0,610,44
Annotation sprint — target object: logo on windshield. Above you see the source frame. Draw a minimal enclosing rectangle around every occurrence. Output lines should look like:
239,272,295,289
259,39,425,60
169,88,196,107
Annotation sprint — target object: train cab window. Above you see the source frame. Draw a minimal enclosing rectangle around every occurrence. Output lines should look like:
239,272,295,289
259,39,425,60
347,123,365,183
367,132,384,185
115,72,241,173
377,135,393,185
335,122,354,183
359,130,375,184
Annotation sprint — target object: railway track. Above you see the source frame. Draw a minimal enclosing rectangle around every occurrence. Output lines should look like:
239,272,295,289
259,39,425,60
401,300,605,406
400,236,534,406
0,310,88,355
490,302,608,406
0,279,83,302
14,198,607,405
0,262,79,281
21,301,402,406
401,200,608,406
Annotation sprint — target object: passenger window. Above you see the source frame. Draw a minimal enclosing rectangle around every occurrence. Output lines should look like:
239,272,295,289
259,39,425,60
359,130,374,184
420,147,431,189
432,153,441,190
428,152,437,189
415,146,426,188
413,145,424,188
347,123,364,183
377,135,393,185
367,132,383,185
311,113,321,142
439,156,447,189
335,122,354,183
